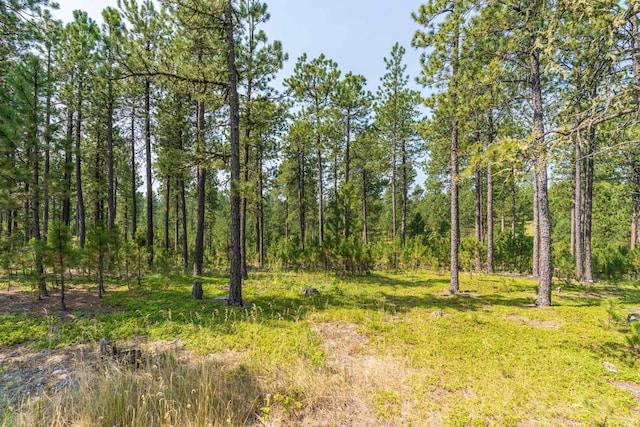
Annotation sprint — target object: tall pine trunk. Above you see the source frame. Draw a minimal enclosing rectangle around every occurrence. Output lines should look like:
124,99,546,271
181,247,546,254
449,10,460,293
193,97,206,276
180,179,188,271
43,46,52,239
130,107,137,239
486,110,495,273
316,141,324,246
574,131,584,280
107,88,115,232
63,108,73,226
474,164,483,271
584,127,596,283
531,43,552,306
343,115,351,239
297,146,305,250
145,78,154,266
31,63,46,298
226,2,243,306
401,140,408,246
75,77,86,248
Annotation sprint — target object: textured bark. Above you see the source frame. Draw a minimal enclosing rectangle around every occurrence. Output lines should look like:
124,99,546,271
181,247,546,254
256,145,264,267
193,97,206,276
531,43,552,306
226,2,243,306
240,70,252,280
75,77,86,248
145,78,154,266
130,108,137,239
532,175,539,277
449,10,460,294
391,147,397,241
584,127,595,283
30,66,46,298
486,111,495,273
180,179,188,271
450,110,460,293
43,46,52,239
63,108,73,226
401,140,408,246
574,133,584,280
107,87,115,232
474,164,483,271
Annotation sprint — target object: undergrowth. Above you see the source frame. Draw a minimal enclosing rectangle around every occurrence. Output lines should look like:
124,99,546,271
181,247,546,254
1,270,640,426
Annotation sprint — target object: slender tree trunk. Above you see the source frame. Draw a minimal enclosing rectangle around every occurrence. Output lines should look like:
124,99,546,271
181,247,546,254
43,47,52,239
174,181,179,253
511,172,517,239
240,80,252,280
226,2,243,306
94,133,103,225
531,43,552,306
107,86,115,232
391,150,397,241
362,168,368,245
63,108,73,226
145,78,154,266
574,132,584,280
532,175,539,277
164,181,170,251
449,10,460,293
131,107,137,239
180,179,188,271
256,147,264,268
475,164,483,271
344,115,351,239
570,202,575,257
633,164,640,250
193,97,206,276
297,146,305,250
486,111,495,273
630,12,640,252
401,140,408,246
584,126,595,283
59,256,66,311
316,142,324,246
31,65,46,298
75,77,86,248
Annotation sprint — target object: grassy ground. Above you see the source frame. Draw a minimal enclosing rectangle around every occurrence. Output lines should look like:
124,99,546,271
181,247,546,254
1,270,640,426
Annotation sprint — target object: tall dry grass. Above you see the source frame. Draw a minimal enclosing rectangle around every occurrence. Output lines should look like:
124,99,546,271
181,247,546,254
8,346,263,427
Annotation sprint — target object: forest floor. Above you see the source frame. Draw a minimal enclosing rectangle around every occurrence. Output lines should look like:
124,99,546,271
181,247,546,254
1,271,640,426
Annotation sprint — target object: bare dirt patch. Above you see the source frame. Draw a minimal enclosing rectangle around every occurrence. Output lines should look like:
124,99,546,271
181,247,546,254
306,322,430,426
505,314,562,330
0,286,125,320
611,381,640,400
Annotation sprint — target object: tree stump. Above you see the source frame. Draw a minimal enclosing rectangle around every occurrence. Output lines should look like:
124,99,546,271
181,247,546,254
191,279,203,300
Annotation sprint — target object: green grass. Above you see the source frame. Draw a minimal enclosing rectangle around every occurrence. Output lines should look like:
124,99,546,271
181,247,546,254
2,270,640,426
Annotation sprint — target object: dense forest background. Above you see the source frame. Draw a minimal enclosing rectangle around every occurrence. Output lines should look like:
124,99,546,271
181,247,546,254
2,0,640,307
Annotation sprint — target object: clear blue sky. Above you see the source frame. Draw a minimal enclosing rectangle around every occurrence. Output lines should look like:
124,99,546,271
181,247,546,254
53,0,427,95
